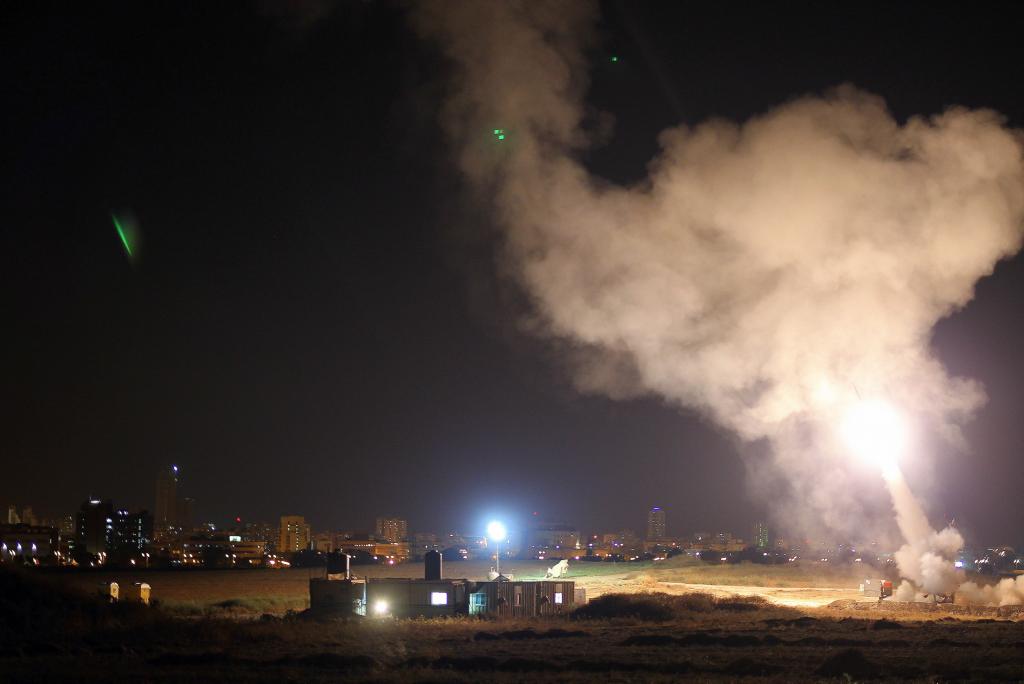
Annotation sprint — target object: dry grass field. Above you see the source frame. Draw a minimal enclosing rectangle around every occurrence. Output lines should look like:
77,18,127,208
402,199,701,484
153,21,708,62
8,563,1024,682
55,557,878,617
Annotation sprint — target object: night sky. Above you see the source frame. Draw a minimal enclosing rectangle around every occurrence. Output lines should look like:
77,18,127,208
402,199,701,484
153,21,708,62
4,1,1023,546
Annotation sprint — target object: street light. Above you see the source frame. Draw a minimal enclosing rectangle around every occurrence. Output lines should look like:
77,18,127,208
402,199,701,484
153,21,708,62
487,521,507,578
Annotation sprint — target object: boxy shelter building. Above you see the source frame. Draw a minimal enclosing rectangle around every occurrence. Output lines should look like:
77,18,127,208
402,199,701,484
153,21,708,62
366,577,470,617
308,552,367,615
469,580,576,617
309,575,366,614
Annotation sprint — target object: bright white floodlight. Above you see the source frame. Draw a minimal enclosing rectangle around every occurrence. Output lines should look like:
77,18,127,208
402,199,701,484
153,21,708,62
487,520,507,543
487,520,508,578
840,399,907,476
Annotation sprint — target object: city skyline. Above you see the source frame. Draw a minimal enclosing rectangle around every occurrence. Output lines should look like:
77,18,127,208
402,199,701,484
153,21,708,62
3,485,1007,558
2,457,1021,551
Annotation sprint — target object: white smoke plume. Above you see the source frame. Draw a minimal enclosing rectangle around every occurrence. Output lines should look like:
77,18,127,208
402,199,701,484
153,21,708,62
886,471,1024,604
414,1,1024,595
957,576,1024,606
886,471,963,595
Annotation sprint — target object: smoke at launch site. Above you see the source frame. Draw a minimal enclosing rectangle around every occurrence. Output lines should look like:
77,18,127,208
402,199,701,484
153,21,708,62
413,0,1024,551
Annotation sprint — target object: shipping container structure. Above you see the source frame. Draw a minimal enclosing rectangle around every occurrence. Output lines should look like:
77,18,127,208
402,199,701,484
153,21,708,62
366,578,469,618
469,580,575,617
309,577,367,615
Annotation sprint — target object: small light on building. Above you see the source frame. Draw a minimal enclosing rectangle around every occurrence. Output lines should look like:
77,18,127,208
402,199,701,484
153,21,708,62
430,592,448,606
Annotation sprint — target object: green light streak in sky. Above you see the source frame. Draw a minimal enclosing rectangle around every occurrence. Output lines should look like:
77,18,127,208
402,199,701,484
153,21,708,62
112,214,133,258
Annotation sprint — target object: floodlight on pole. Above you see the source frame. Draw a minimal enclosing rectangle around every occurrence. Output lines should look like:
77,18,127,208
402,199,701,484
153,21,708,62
487,520,507,578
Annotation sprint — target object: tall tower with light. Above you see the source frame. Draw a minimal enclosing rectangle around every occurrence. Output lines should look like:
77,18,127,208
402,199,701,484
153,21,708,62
154,465,179,534
487,520,507,578
646,507,667,540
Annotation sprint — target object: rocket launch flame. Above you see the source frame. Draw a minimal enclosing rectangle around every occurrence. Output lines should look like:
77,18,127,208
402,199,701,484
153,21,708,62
840,399,907,478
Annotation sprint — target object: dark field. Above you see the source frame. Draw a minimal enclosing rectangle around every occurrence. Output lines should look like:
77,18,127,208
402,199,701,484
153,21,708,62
53,557,876,618
5,568,1024,682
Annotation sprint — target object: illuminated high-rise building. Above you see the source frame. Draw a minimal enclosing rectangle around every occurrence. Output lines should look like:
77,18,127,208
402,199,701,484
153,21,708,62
112,509,153,555
753,521,771,549
243,521,276,551
279,515,311,553
646,507,667,540
75,498,114,556
375,517,408,543
74,500,153,559
154,465,179,532
59,514,75,537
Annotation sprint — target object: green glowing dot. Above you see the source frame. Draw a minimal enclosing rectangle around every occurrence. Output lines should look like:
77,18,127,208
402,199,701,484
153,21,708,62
610,55,619,63
112,214,133,258
493,129,501,135
498,134,505,140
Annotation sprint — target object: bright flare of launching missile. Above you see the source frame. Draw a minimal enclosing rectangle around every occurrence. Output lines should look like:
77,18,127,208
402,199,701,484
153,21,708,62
840,399,907,479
